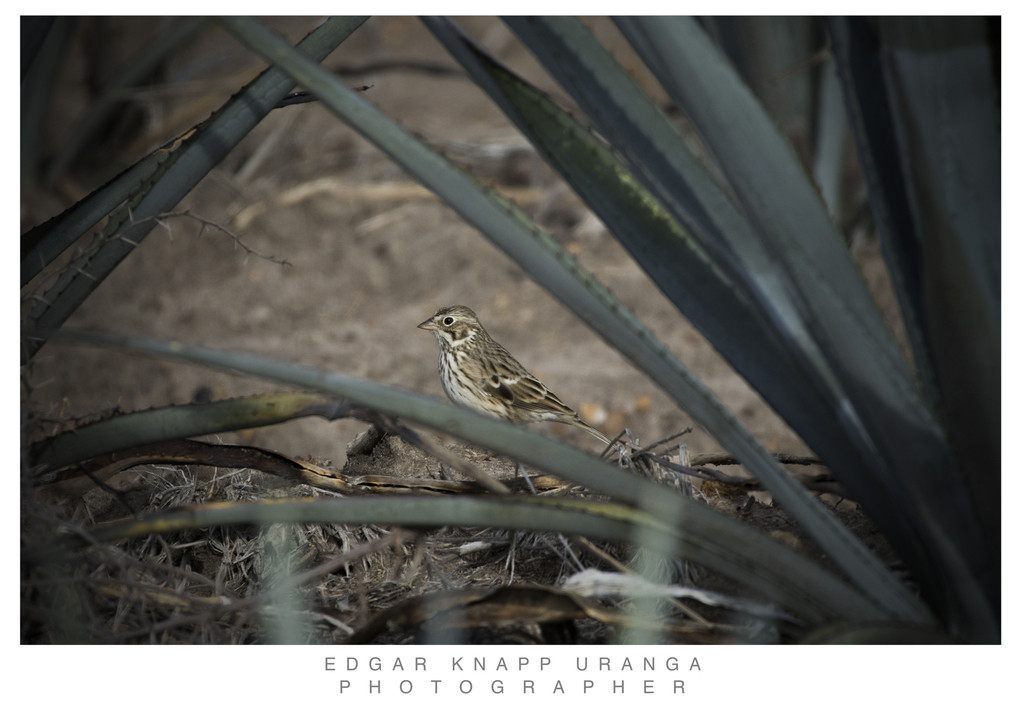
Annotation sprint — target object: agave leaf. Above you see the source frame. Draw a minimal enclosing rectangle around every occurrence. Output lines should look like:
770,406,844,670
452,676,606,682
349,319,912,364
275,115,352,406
495,15,883,491
617,17,909,379
699,18,819,166
22,17,368,360
828,17,1001,558
612,17,963,491
612,15,995,642
30,392,335,472
828,18,1000,641
881,18,1001,552
23,132,190,286
811,56,850,223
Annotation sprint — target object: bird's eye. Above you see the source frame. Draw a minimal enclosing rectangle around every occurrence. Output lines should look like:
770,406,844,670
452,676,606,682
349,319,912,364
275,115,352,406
442,316,455,326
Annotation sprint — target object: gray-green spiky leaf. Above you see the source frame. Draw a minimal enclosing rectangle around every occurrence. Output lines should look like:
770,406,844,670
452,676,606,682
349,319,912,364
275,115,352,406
31,392,336,472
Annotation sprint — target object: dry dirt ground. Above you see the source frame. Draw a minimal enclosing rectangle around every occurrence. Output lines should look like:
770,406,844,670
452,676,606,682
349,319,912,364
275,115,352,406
21,17,908,644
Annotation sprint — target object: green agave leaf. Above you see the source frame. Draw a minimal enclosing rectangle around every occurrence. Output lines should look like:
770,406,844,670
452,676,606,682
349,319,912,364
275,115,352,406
23,133,186,287
827,18,1000,642
829,17,1001,584
811,56,850,227
698,18,819,166
824,20,942,413
613,16,962,490
22,17,368,360
897,15,1001,540
881,18,999,319
617,17,910,381
494,16,885,500
614,16,995,642
421,18,930,624
30,392,334,472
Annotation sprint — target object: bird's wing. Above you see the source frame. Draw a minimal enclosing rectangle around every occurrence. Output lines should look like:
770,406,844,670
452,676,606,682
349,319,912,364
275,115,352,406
463,348,574,415
491,367,575,417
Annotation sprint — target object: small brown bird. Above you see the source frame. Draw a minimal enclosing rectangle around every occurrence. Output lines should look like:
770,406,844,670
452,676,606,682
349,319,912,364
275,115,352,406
418,305,612,446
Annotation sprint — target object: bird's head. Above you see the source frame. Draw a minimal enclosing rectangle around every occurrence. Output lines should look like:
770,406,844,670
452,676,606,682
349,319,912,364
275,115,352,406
417,305,483,346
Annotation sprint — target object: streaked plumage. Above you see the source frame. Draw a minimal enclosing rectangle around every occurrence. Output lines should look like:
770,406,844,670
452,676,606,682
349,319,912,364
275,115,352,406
418,305,612,446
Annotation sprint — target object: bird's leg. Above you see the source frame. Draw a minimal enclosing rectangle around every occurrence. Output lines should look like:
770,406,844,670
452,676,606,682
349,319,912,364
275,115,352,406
505,461,536,585
518,461,538,494
505,530,517,584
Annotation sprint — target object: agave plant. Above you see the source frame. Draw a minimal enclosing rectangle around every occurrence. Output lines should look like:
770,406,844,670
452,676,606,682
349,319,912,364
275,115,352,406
22,16,999,643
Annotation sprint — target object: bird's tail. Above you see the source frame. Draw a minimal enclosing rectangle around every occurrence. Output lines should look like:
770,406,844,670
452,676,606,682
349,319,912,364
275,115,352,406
571,416,614,448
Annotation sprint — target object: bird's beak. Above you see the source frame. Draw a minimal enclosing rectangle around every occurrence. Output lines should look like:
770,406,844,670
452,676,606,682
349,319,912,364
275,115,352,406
417,317,437,331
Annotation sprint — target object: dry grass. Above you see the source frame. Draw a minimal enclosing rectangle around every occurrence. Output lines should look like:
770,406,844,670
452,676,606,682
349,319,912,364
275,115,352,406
22,424,899,645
